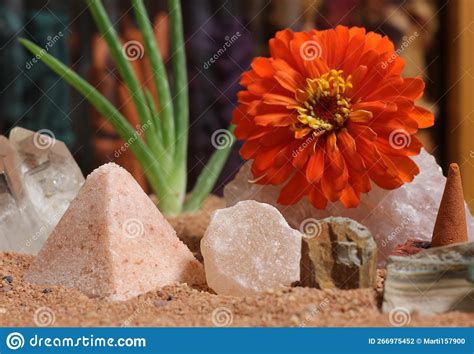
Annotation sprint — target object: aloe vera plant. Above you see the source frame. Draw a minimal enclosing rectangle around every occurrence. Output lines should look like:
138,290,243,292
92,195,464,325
19,0,234,215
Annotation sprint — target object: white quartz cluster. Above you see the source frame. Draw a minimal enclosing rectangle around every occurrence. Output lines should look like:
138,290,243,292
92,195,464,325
224,149,474,265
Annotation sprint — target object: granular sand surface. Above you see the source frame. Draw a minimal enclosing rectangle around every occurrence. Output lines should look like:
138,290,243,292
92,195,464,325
1,253,472,327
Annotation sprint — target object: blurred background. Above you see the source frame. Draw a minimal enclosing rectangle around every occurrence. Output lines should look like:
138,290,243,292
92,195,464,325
0,0,473,202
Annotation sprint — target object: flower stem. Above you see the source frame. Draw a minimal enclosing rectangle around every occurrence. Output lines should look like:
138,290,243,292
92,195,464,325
132,0,176,153
18,38,172,204
86,0,163,160
168,0,188,207
144,89,163,143
19,0,234,216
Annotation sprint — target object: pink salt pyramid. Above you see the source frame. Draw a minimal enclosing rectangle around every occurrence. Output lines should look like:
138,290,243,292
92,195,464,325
26,163,205,301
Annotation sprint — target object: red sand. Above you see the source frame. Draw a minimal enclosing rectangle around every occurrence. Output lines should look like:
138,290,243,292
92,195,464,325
1,252,472,327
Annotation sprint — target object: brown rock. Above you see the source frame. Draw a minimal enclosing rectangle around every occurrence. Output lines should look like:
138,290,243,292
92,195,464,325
26,163,205,301
300,217,377,289
432,163,468,247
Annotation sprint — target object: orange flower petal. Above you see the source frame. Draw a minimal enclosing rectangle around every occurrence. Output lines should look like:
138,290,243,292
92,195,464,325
349,110,373,123
389,155,420,182
277,172,310,205
409,105,434,128
304,58,330,79
240,140,260,160
340,185,360,208
251,57,276,78
305,147,325,183
400,78,425,100
255,112,294,126
254,145,283,171
348,122,377,141
352,101,397,113
308,184,328,209
337,129,365,171
292,137,317,169
258,164,293,185
263,93,298,106
375,135,422,157
274,70,304,92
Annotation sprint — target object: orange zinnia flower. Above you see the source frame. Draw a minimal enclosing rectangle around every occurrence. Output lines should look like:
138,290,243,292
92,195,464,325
232,26,434,209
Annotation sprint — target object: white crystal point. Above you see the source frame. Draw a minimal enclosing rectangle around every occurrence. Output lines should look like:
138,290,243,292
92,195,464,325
0,128,84,254
9,127,84,219
224,149,474,266
201,200,302,296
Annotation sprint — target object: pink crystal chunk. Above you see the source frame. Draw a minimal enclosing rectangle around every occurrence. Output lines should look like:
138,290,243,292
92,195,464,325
26,163,205,301
201,200,302,296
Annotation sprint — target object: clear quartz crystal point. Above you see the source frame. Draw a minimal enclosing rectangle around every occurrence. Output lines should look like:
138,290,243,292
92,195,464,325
0,127,84,254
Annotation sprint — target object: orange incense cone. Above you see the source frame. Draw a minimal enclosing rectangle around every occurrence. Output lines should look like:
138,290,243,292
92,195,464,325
432,163,468,247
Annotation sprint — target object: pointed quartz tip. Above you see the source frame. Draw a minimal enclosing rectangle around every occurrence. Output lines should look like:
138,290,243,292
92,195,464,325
432,162,468,247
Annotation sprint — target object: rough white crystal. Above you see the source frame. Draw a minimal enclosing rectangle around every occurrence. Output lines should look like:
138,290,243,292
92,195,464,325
201,200,302,296
224,149,474,265
0,127,84,254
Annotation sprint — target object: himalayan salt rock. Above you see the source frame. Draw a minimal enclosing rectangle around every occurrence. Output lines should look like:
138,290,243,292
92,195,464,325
201,200,302,296
391,239,431,257
300,217,377,289
26,163,205,301
383,242,474,315
0,128,84,254
224,149,474,266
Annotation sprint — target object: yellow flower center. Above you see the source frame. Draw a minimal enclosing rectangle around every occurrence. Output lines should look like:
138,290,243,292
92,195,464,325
291,69,353,139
